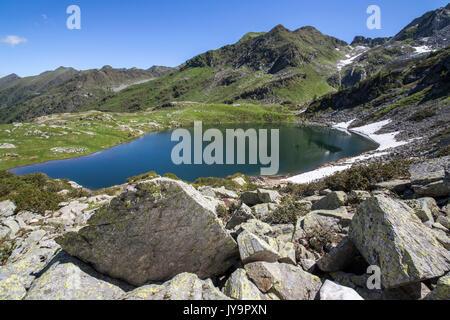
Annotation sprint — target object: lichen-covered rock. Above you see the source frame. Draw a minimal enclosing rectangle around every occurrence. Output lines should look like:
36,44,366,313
245,261,322,300
226,203,255,230
240,191,261,206
350,195,450,289
275,240,296,265
257,189,280,203
0,268,26,300
409,156,449,198
404,197,440,223
0,200,16,217
25,253,126,300
317,237,358,272
312,191,347,210
222,269,267,300
199,186,238,199
0,226,10,239
375,179,411,193
251,203,278,222
348,190,371,203
320,280,364,300
124,273,230,300
1,218,19,239
294,207,352,241
437,215,450,229
424,272,450,300
56,178,239,286
237,230,280,264
4,237,60,289
235,219,273,238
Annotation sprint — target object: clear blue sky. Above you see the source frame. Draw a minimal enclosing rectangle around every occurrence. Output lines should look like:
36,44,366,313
0,0,448,77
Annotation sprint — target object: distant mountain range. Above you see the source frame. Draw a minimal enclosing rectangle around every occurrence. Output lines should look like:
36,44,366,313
0,4,449,123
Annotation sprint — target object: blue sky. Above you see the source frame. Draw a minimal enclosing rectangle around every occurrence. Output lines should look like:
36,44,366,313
0,0,448,77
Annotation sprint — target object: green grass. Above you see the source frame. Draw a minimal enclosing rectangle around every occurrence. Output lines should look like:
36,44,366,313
375,86,432,116
0,103,293,170
0,170,83,214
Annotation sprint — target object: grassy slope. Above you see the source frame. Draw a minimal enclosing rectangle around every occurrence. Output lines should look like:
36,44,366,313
0,103,293,170
0,67,167,124
84,26,347,112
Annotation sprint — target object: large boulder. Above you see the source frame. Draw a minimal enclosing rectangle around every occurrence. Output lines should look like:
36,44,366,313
0,200,16,218
56,178,239,286
409,156,449,198
319,280,364,300
312,191,347,210
222,269,267,300
350,195,450,289
25,252,126,300
244,261,322,300
124,273,230,300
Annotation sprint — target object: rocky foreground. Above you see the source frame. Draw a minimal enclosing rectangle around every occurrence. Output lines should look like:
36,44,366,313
0,156,449,300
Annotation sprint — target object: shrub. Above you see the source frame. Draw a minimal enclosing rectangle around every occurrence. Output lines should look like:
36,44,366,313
0,171,76,215
282,159,415,197
163,173,180,180
126,171,159,183
270,197,310,224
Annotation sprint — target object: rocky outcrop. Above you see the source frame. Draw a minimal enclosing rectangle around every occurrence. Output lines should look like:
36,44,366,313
409,156,449,198
56,178,239,286
124,273,229,300
350,195,450,288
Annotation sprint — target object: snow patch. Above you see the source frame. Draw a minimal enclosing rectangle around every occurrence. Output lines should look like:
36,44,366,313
283,119,413,184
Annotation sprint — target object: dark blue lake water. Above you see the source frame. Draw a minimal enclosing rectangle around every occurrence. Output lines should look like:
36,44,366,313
10,124,378,190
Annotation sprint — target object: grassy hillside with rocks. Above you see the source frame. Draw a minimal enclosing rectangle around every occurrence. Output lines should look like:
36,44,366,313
0,66,173,124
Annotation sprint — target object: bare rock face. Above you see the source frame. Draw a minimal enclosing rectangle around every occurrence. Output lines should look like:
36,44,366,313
350,195,450,289
56,178,239,286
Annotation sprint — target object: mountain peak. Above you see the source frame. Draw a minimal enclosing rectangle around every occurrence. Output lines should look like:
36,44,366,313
393,4,450,47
